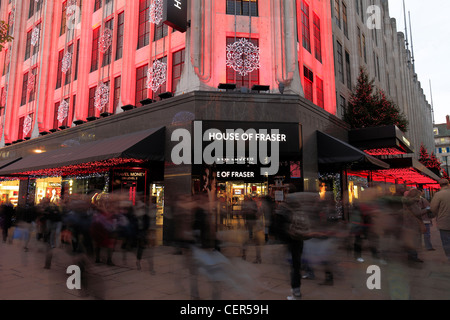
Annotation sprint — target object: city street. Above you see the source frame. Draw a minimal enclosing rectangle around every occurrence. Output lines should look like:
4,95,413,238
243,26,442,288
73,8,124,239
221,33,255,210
1,224,449,301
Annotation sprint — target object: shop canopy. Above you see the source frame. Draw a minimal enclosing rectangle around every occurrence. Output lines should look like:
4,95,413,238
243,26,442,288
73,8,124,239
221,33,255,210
374,157,441,185
0,127,165,177
0,157,22,170
349,125,414,156
317,131,390,170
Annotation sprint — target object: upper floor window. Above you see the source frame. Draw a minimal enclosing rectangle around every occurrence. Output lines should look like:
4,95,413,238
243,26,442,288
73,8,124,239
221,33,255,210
334,0,341,28
303,66,314,103
226,0,258,16
116,11,125,60
137,0,151,49
301,1,311,53
172,48,185,93
313,13,322,63
226,37,260,90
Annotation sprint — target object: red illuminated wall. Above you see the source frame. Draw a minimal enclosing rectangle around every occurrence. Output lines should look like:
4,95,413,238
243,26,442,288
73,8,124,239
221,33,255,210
0,0,336,144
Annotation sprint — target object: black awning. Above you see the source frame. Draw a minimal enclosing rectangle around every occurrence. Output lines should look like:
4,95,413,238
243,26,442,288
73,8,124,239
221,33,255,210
0,157,22,170
317,131,390,169
0,127,165,176
381,157,441,182
349,125,414,154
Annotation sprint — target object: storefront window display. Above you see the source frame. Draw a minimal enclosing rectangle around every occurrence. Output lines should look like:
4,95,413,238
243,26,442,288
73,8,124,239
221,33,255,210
0,180,20,206
35,177,62,204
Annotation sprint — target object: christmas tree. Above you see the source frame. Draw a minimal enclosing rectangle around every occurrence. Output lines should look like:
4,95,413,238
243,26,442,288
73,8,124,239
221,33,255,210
419,143,430,167
344,68,409,133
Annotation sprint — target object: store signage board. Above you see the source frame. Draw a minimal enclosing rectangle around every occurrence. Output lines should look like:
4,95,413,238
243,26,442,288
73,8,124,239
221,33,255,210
162,0,188,33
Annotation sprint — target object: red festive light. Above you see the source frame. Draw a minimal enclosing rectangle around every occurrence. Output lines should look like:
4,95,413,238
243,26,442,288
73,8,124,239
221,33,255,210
375,168,437,185
364,148,406,156
8,158,146,178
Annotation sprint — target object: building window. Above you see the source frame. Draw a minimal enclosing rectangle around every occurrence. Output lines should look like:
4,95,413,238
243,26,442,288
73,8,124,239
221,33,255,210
56,49,64,89
74,39,80,81
303,66,314,103
136,64,148,106
29,0,43,18
336,41,344,83
60,1,67,36
362,34,367,63
18,116,25,140
113,76,121,113
71,95,76,123
340,95,346,117
301,1,311,52
334,0,341,28
316,76,324,109
345,51,351,89
313,13,322,63
226,37,260,90
88,86,97,118
102,19,114,67
376,55,380,81
357,27,362,57
91,27,100,72
116,11,125,60
342,3,348,38
154,22,169,41
65,43,74,85
226,0,258,16
172,48,185,93
54,100,69,129
138,0,151,49
29,68,38,103
21,72,29,106
151,57,167,100
25,29,32,61
94,0,102,12
32,24,41,56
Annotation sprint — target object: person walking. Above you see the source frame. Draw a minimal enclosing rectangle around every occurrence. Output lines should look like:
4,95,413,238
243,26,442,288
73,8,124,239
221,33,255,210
418,191,435,251
430,179,450,262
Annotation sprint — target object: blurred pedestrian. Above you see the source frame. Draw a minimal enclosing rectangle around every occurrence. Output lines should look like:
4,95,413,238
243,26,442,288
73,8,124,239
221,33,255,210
1,200,15,243
418,191,435,251
402,188,427,263
430,179,450,262
274,185,315,300
241,195,263,264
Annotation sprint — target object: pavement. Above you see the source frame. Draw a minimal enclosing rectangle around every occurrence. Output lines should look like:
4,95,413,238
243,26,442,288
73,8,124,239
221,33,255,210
1,224,449,301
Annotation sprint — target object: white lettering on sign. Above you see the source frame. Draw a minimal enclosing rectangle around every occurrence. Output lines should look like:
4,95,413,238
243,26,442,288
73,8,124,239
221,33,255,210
174,0,182,10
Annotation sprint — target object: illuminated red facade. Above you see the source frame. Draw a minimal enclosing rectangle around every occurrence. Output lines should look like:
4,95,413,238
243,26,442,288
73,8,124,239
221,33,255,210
0,0,337,145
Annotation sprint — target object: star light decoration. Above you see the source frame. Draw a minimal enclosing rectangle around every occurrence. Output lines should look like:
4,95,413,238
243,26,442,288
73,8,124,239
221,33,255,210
66,0,77,17
31,26,40,47
57,100,69,123
94,82,110,111
149,0,164,25
146,60,167,92
99,28,113,54
226,38,261,77
61,51,72,74
23,115,33,137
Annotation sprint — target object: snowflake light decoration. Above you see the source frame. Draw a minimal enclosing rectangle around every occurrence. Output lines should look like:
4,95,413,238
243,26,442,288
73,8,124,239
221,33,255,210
27,74,36,94
57,100,69,123
61,51,72,74
149,0,163,25
23,115,33,137
31,26,40,47
94,83,110,111
98,28,113,54
146,60,167,92
226,38,261,77
66,0,77,17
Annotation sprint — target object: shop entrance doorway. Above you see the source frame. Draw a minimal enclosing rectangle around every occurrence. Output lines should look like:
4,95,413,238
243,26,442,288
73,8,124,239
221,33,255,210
216,181,268,229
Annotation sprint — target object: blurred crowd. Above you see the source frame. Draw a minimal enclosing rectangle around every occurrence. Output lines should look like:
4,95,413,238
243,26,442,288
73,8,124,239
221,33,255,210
0,178,449,300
